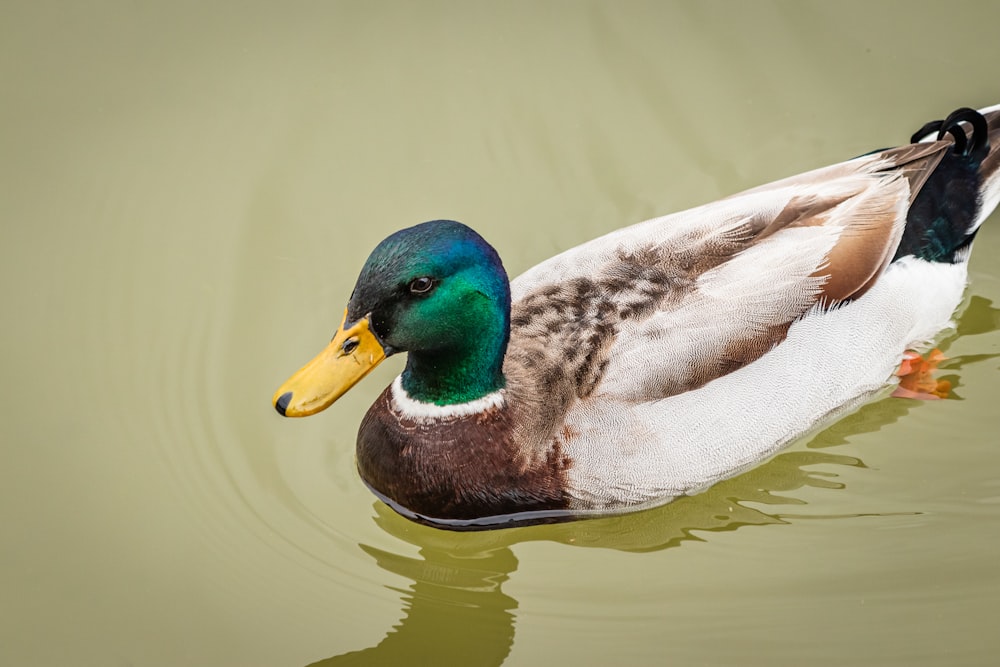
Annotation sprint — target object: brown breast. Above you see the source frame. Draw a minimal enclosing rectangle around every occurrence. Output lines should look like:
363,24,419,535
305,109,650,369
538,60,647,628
356,387,572,523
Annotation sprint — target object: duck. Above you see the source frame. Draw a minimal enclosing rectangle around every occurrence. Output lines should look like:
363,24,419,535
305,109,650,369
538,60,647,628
273,103,1000,530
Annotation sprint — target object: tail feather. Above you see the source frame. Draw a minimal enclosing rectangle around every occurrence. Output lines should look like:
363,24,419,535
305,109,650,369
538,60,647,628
893,103,1000,263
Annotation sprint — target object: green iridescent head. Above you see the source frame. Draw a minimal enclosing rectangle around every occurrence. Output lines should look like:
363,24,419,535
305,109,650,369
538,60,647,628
273,220,512,415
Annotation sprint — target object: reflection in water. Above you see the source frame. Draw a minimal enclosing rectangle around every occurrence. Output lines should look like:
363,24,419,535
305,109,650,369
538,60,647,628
308,543,517,666
308,295,1000,665
955,295,1000,338
309,447,865,665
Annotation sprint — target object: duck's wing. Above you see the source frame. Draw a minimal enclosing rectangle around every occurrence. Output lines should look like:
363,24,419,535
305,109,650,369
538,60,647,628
507,108,1000,509
505,142,950,422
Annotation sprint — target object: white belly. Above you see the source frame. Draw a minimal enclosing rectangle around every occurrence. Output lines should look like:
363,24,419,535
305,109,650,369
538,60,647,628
563,256,969,510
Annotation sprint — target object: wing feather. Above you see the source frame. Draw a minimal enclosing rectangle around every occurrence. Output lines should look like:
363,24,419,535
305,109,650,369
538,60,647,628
507,143,954,439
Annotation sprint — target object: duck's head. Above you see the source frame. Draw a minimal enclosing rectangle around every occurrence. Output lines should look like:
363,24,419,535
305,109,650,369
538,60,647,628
273,220,511,416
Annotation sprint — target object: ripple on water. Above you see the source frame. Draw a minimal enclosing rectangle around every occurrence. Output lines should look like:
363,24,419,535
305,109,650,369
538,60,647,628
76,179,395,632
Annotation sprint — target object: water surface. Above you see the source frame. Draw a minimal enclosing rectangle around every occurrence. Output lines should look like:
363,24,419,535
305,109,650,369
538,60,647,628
3,2,1000,665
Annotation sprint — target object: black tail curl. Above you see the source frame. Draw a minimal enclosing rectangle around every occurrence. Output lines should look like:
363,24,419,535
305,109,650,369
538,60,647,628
910,107,990,159
893,106,994,263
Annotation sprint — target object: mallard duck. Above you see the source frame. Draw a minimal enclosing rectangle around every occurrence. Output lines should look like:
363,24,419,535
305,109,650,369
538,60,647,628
273,104,1000,530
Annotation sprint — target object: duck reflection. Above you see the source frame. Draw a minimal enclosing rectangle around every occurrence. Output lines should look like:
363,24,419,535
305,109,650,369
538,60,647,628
307,414,876,666
309,296,1000,666
308,541,518,666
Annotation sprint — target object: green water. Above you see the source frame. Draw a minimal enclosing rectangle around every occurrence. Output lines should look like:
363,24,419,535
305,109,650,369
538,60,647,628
3,2,1000,665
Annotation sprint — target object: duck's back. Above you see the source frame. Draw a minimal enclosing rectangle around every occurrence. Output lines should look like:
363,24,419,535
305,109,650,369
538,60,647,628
505,104,1000,512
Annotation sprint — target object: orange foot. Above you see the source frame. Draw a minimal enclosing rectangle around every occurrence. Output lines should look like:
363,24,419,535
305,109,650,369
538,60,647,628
892,348,951,400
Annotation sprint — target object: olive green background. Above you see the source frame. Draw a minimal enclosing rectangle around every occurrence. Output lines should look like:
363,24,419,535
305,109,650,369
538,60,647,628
3,2,999,665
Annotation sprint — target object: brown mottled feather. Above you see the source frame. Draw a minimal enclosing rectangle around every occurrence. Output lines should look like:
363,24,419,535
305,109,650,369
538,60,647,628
503,142,962,437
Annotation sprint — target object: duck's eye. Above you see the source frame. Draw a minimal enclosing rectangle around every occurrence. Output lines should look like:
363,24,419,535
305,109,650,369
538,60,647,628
408,277,435,295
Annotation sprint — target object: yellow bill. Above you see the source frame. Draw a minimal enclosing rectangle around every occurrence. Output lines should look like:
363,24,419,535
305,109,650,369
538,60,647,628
272,310,387,417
